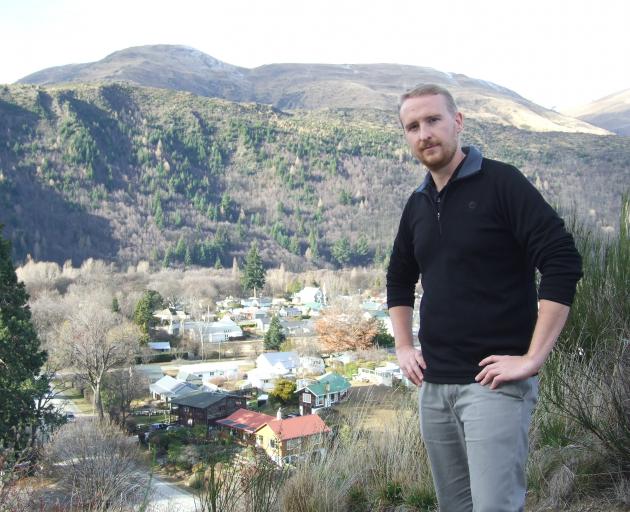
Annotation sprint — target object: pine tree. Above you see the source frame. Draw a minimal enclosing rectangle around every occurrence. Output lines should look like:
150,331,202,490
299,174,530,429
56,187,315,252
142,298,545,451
0,226,47,450
241,242,265,298
264,316,286,351
133,290,164,340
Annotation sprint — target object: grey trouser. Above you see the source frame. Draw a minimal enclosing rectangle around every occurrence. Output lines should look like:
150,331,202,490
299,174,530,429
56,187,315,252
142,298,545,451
419,378,538,512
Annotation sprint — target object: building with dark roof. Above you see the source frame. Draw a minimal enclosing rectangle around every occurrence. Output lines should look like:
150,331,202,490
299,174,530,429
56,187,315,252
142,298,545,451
171,391,246,429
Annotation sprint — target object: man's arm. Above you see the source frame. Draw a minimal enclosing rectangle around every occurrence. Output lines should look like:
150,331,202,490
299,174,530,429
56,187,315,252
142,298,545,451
390,306,426,386
475,299,570,389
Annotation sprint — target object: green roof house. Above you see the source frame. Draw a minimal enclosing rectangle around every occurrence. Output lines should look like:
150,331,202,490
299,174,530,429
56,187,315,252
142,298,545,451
296,372,351,415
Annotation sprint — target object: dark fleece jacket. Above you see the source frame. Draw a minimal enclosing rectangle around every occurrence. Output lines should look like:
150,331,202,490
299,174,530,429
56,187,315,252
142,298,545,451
386,146,582,384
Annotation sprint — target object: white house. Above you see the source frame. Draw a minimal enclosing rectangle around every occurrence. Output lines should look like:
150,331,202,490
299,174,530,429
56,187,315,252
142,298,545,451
247,352,300,391
328,352,358,365
176,361,242,385
256,352,300,375
293,287,325,306
357,362,405,387
153,308,190,335
245,367,279,392
149,375,198,403
299,356,326,375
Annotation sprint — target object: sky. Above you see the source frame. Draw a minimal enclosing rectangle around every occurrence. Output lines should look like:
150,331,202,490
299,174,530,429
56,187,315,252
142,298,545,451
1,0,629,110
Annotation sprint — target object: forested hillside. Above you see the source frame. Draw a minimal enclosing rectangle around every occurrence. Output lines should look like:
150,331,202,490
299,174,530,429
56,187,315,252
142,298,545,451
0,82,627,269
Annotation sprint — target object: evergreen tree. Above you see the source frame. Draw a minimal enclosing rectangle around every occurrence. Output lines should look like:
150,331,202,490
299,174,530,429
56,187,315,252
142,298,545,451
242,242,266,298
264,316,286,351
352,235,370,265
111,296,120,313
133,290,164,340
0,226,47,450
373,320,395,348
331,237,352,267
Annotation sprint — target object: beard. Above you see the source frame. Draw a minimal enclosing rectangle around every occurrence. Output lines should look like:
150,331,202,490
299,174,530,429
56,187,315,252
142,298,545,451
417,138,459,172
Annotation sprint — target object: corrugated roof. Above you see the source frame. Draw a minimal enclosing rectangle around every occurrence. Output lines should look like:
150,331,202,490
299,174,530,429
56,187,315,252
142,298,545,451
298,372,350,396
259,352,299,366
216,408,275,433
259,414,331,441
149,375,198,397
171,390,240,409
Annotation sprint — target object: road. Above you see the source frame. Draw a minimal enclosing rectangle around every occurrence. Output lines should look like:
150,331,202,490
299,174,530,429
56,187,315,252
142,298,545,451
149,475,197,512
49,390,87,418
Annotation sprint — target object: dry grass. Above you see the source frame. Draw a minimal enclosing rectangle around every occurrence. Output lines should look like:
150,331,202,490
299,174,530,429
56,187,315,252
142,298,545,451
279,386,435,512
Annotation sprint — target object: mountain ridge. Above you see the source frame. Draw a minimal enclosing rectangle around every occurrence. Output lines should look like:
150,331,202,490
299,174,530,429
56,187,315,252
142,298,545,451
17,44,609,135
0,82,626,269
564,89,630,136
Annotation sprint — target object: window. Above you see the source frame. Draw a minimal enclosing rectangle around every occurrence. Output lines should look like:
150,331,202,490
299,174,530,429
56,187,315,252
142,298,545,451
302,393,311,404
315,397,323,406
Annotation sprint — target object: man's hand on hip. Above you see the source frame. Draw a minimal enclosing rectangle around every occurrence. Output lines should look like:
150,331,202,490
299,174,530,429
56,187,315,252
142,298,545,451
475,355,539,389
396,346,426,386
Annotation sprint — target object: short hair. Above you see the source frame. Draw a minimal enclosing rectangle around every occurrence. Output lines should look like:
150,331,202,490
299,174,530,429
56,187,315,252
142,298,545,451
399,84,458,115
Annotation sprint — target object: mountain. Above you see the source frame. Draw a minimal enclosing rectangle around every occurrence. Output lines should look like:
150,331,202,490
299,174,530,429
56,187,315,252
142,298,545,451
0,82,626,270
18,45,608,135
564,89,630,136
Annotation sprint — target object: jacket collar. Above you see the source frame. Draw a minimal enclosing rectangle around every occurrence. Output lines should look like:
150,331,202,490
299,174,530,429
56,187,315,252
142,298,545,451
415,145,483,193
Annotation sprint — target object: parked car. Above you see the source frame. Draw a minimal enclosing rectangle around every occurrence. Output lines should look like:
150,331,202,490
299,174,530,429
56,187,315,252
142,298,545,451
149,422,168,431
65,413,76,422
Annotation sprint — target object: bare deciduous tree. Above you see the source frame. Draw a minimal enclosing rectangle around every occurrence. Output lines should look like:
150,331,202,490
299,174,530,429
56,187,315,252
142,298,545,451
314,299,379,353
56,301,139,419
103,367,148,427
45,419,148,511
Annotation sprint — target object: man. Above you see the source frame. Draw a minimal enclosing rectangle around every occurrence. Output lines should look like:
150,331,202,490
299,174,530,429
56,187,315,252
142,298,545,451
386,84,582,511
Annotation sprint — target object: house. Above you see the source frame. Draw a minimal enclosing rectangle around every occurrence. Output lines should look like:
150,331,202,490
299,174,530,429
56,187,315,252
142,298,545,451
153,308,190,335
362,309,394,337
149,375,198,403
299,356,326,375
357,362,405,386
241,297,273,308
280,319,313,336
297,372,351,415
245,367,279,392
216,408,276,445
183,317,243,342
176,361,242,385
246,352,300,391
327,352,358,365
255,412,331,465
215,296,242,310
171,391,246,429
293,286,325,306
278,306,302,318
256,352,300,375
148,341,171,352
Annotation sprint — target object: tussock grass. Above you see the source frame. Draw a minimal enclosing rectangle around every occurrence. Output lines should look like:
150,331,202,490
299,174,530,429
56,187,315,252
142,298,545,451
527,197,630,509
279,387,435,512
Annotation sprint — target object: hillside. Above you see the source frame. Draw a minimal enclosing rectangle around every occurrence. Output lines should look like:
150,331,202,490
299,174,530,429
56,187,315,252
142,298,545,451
0,82,627,270
564,89,630,135
17,45,608,135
